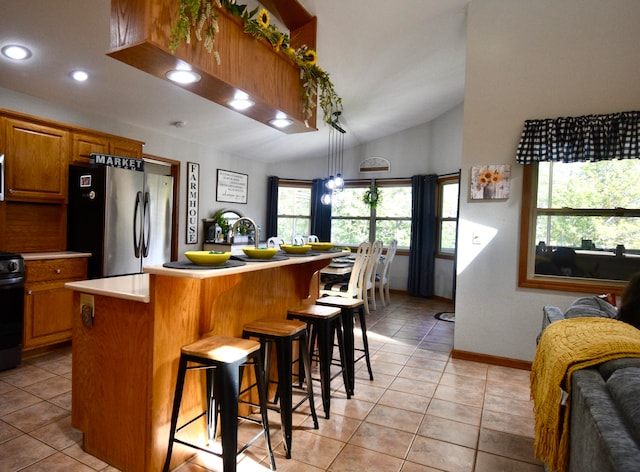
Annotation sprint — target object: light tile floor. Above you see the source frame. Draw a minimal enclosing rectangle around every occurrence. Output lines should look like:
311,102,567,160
0,294,544,471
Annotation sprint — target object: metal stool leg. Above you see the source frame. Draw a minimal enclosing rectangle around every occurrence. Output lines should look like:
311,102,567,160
163,355,188,472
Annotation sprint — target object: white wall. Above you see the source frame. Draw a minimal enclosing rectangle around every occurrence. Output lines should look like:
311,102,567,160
455,0,640,362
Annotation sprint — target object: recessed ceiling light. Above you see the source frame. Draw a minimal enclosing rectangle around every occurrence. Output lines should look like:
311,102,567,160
166,69,201,84
70,70,89,82
227,91,255,110
1,44,32,60
269,112,293,128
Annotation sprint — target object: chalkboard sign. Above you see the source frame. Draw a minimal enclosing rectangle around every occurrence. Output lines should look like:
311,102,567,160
216,169,248,204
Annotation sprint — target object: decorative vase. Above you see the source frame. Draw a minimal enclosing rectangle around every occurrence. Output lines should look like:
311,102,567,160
483,183,495,199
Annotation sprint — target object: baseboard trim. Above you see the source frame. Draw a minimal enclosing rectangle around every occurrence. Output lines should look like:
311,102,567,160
451,349,532,371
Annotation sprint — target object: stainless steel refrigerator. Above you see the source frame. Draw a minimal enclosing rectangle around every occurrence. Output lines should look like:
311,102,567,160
67,165,173,279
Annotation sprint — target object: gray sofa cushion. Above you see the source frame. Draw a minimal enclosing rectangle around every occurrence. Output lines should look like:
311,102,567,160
598,358,640,380
571,368,640,472
564,297,618,319
607,367,640,445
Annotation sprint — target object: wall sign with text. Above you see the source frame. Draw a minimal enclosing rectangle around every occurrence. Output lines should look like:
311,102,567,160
186,162,199,244
216,169,248,204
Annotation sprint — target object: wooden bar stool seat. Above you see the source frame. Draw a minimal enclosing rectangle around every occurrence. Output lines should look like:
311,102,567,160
163,334,275,472
286,304,349,419
316,296,374,395
242,318,319,459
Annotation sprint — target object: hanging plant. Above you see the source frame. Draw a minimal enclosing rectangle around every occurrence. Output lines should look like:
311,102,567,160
363,186,381,209
169,0,342,125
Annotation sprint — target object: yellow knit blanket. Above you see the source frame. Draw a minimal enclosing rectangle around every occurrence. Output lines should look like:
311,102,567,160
531,317,640,472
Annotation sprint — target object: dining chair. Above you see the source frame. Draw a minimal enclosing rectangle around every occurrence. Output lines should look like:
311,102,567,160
267,237,284,249
307,235,319,242
377,239,398,307
362,240,383,314
292,236,305,245
319,241,370,299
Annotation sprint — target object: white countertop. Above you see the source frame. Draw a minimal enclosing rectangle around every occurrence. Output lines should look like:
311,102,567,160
65,273,150,303
22,251,91,260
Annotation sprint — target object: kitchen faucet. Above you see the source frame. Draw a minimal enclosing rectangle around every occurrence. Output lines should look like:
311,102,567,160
231,217,259,249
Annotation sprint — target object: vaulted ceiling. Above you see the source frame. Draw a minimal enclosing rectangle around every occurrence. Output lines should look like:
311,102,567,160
0,0,469,163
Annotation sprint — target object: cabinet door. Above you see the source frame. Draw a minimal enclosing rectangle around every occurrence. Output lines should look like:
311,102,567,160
71,132,108,165
24,281,74,350
4,118,69,203
109,138,143,158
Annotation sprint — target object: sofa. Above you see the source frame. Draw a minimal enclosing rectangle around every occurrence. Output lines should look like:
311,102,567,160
538,298,640,472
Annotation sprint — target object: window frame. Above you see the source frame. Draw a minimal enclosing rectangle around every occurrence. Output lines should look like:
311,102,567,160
330,178,412,252
436,175,459,259
276,179,312,240
518,163,628,294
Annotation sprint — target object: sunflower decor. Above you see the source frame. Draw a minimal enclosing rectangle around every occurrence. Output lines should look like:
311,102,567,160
170,0,342,125
471,165,511,200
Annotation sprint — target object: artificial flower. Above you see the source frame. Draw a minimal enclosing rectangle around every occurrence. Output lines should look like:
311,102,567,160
258,8,270,28
274,35,284,52
303,49,318,65
491,171,502,184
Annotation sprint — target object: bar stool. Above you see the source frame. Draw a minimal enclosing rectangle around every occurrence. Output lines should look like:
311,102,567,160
242,318,319,459
316,296,374,395
287,304,349,419
163,334,275,472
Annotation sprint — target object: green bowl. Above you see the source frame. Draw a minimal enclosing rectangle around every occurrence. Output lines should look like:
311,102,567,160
280,244,312,254
184,251,231,266
242,247,278,259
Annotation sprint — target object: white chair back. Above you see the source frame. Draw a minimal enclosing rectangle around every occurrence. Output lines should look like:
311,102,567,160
348,242,371,299
267,237,284,249
307,235,319,242
362,240,383,312
378,239,398,306
292,236,305,246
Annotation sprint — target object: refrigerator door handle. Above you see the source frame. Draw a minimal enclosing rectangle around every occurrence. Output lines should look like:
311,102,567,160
133,191,142,258
142,191,151,257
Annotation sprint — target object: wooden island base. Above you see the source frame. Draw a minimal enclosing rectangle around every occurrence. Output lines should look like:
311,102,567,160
68,253,336,472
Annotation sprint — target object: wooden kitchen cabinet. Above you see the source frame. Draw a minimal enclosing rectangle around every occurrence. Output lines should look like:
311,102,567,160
24,257,88,350
3,116,69,203
71,131,143,165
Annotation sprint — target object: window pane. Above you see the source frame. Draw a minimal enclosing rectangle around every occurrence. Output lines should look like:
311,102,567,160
440,221,457,252
375,219,411,247
331,188,368,216
535,215,640,252
538,160,640,209
277,217,310,242
331,219,369,245
376,187,412,218
441,183,459,218
278,187,311,215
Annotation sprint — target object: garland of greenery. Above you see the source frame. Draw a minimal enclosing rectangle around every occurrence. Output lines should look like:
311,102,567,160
169,0,342,126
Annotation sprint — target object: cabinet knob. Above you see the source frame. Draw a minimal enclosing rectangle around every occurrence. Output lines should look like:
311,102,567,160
27,290,32,295
55,268,61,274
9,189,14,193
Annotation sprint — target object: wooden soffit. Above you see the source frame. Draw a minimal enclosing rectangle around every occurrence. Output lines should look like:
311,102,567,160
108,0,317,133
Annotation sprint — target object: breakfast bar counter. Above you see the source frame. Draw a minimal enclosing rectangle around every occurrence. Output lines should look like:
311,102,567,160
67,251,338,472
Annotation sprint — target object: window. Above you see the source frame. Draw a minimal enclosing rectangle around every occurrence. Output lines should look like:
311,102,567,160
276,182,311,241
519,159,640,292
437,176,459,256
330,180,412,247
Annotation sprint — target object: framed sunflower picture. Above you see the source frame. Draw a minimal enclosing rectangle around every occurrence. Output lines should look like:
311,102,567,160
470,164,511,200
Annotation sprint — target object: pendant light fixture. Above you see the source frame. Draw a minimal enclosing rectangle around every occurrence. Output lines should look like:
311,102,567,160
322,111,346,205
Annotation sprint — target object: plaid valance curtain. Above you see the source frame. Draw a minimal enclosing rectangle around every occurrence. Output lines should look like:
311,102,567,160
516,111,640,164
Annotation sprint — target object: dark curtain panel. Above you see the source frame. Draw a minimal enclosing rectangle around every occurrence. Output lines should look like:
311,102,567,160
265,176,279,238
516,111,640,164
311,179,331,241
407,174,438,297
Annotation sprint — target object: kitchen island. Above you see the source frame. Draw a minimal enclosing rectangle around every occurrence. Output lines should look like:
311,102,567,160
65,251,338,472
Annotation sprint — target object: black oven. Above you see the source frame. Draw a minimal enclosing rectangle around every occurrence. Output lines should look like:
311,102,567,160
0,251,24,371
